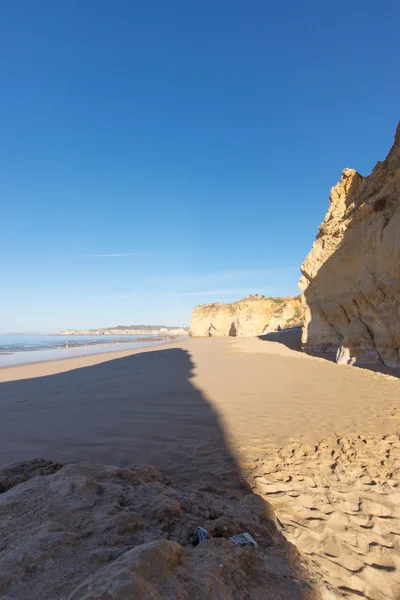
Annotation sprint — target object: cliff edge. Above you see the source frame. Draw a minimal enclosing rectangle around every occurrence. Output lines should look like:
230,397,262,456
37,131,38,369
190,295,302,337
299,123,400,366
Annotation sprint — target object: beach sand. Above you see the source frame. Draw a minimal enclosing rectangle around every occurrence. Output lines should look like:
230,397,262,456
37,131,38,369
1,334,400,598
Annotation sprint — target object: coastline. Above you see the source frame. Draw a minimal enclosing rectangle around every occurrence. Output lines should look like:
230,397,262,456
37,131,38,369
0,337,187,370
0,338,177,379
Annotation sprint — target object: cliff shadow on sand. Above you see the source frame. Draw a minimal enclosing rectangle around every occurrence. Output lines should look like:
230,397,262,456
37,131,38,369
0,348,316,599
0,348,242,482
258,326,306,353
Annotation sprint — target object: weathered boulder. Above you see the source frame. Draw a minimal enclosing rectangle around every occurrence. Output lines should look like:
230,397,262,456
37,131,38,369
335,317,381,365
68,539,186,599
0,458,317,600
190,295,302,337
300,123,400,367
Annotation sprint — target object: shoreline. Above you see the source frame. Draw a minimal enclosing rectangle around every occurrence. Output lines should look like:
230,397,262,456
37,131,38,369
0,333,185,351
0,338,177,379
0,336,162,355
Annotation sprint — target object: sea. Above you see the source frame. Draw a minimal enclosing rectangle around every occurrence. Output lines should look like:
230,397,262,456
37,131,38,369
0,334,169,367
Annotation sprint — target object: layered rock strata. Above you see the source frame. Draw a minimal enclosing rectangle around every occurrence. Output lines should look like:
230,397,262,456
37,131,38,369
300,123,400,366
190,295,302,337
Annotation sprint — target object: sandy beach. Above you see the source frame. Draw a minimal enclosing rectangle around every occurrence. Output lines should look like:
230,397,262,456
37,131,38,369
1,334,399,467
1,334,400,598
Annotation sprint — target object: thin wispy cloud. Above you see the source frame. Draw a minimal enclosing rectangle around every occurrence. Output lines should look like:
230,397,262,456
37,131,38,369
147,268,291,287
180,289,252,297
86,253,145,258
82,289,253,300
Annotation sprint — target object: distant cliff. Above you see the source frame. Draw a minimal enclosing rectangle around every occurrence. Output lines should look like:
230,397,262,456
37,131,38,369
190,295,302,337
300,123,400,367
58,327,188,337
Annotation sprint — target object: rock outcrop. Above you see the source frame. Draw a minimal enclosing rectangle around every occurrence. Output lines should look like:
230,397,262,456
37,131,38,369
190,295,302,337
300,123,400,367
0,458,320,600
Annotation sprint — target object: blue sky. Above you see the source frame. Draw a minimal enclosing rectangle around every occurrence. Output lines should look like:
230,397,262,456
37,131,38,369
1,0,399,331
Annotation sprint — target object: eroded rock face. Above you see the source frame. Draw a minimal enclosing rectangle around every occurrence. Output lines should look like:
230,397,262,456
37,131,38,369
68,539,186,600
300,123,400,367
190,295,302,337
0,458,319,600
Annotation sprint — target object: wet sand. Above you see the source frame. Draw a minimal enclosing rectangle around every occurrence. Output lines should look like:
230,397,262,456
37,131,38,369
1,335,400,598
0,337,172,368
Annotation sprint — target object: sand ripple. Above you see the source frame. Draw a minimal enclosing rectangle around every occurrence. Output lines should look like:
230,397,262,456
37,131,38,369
247,434,400,599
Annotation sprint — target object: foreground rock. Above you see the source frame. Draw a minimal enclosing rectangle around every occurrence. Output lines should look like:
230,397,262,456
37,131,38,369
190,295,302,337
0,459,324,599
300,123,400,367
68,539,185,599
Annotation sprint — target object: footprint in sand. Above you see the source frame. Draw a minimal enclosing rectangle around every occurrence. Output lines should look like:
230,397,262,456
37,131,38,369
250,434,400,599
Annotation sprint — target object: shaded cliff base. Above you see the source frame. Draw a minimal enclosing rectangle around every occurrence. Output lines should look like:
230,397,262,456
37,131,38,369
260,327,400,378
259,325,304,352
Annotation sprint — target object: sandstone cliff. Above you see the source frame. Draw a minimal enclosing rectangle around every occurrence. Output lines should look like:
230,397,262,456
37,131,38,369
300,123,400,367
190,295,302,337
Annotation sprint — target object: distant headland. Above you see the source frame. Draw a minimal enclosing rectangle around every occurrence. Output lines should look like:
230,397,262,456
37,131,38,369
57,325,189,336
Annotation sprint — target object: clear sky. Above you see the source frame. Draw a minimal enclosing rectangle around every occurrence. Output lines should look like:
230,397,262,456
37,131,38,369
1,0,399,331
